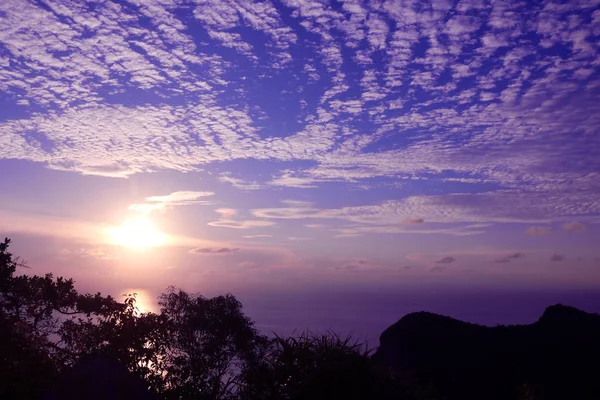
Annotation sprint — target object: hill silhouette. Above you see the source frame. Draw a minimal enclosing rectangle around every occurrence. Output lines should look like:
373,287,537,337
374,304,600,400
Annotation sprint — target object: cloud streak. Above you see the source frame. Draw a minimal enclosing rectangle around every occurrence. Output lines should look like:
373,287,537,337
189,247,240,255
129,191,214,214
493,253,525,264
208,208,275,230
435,256,456,265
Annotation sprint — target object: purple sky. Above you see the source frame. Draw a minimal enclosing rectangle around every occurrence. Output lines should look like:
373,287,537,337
1,0,599,337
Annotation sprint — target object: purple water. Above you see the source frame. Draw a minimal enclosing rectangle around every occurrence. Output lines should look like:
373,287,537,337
238,289,600,347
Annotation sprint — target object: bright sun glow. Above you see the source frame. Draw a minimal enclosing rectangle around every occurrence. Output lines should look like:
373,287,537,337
110,218,166,248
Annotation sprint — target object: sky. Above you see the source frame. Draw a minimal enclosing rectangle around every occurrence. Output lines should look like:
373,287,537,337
1,0,599,337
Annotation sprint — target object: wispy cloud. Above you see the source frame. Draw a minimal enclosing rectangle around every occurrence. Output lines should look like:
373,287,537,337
189,247,240,255
526,226,552,236
253,195,599,227
207,220,275,229
243,235,273,239
129,191,214,214
219,173,263,190
562,221,588,232
268,172,321,188
208,208,275,230
75,248,118,260
215,208,238,218
435,256,456,265
493,253,525,264
305,224,326,229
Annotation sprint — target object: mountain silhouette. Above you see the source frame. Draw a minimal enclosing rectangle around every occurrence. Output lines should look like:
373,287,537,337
373,304,600,400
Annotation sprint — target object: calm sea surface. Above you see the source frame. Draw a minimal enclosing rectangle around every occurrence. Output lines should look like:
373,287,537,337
237,289,600,347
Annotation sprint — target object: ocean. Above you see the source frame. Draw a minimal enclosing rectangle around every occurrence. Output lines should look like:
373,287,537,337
238,288,600,347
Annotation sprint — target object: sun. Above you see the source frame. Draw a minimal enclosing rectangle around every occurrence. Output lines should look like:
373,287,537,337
110,217,166,249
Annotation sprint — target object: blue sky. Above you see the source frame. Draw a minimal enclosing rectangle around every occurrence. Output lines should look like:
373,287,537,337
0,0,599,306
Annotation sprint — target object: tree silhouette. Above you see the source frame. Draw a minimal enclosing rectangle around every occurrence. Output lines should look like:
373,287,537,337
157,287,268,400
0,238,167,398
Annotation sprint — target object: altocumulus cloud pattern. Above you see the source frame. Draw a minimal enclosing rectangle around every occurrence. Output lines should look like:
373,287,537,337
1,0,599,226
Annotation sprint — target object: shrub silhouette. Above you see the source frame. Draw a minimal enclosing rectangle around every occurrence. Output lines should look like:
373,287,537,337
241,331,393,400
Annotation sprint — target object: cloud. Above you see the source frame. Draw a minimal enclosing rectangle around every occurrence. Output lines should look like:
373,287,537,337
493,253,525,263
243,235,273,239
333,225,485,237
268,172,321,188
429,266,445,272
253,200,493,236
145,191,214,203
562,221,588,232
254,194,600,227
435,256,456,264
207,220,275,229
219,173,263,190
334,233,363,238
403,217,425,224
189,247,240,255
129,191,213,214
207,208,275,229
215,208,238,218
0,0,599,237
76,248,118,260
550,253,565,262
208,207,275,229
526,226,552,236
336,264,359,271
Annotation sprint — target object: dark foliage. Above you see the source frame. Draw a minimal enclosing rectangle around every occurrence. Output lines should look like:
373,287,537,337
241,331,394,400
44,354,159,400
2,237,599,400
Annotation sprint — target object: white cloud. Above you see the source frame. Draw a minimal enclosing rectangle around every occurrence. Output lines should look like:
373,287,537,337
305,224,326,229
0,0,599,232
208,208,275,230
268,174,320,188
243,235,273,239
129,191,213,214
207,220,275,229
219,173,263,190
215,208,238,218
